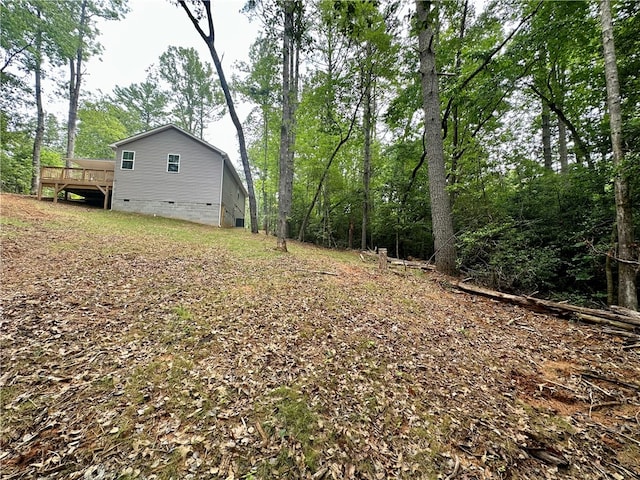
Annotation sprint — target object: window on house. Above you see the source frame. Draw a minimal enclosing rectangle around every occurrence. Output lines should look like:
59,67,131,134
167,154,180,173
121,151,134,170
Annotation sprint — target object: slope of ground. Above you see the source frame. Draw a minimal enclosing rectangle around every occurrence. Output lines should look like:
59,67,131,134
1,194,638,480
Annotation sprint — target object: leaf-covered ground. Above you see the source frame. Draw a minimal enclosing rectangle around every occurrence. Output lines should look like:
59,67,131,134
1,194,639,480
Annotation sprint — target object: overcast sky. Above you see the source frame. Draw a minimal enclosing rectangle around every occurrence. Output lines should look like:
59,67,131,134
74,0,259,165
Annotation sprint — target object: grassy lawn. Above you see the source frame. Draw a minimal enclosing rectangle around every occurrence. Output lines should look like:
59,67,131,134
1,194,639,479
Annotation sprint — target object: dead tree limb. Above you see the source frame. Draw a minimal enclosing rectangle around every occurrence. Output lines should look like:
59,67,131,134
453,281,640,331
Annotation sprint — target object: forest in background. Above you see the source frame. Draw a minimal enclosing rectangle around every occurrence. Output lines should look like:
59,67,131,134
1,0,638,307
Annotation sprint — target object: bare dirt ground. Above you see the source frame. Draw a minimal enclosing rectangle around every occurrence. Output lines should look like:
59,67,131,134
1,194,639,479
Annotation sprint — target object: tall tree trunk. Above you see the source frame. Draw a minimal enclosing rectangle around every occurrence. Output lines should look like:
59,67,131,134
361,66,372,251
207,39,258,233
606,224,617,306
558,117,568,173
448,0,468,197
542,101,552,170
179,1,259,233
276,1,297,251
284,4,300,243
553,67,569,173
262,109,269,235
600,0,638,310
348,218,354,249
416,0,457,276
30,28,44,195
66,0,87,165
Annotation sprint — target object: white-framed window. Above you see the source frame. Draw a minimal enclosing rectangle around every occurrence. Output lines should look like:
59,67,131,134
167,154,180,173
121,151,135,170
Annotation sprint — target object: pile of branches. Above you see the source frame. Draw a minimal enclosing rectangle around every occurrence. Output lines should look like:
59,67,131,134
454,281,640,346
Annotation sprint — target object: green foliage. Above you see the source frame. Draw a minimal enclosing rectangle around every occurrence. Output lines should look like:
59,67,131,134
458,222,562,293
270,387,316,443
112,79,169,132
155,46,224,138
75,99,129,158
0,131,61,193
616,1,640,152
455,162,618,301
1,112,32,193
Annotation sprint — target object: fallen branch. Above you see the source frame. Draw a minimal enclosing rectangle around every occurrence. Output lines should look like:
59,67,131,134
532,298,640,327
444,454,460,480
525,448,569,468
581,371,640,392
586,419,640,447
601,328,640,340
590,401,622,411
453,281,640,332
296,269,338,276
610,305,640,320
575,313,637,332
388,259,436,271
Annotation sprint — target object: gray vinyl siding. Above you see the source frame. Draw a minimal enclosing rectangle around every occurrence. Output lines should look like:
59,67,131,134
111,128,222,225
220,161,246,227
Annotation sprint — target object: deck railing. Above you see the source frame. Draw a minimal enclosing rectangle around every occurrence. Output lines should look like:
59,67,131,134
40,167,114,184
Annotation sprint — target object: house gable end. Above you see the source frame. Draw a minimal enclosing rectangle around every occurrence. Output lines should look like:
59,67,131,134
111,124,246,227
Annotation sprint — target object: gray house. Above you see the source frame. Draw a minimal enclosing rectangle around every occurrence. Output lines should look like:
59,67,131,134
111,124,247,227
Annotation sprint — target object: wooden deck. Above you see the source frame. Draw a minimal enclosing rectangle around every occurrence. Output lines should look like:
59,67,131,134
38,166,114,209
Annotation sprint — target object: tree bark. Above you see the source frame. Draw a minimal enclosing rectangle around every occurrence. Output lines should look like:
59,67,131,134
361,59,373,251
210,44,259,233
179,1,259,233
30,26,44,196
416,0,457,276
606,224,616,306
599,0,638,310
276,1,298,252
542,101,552,170
65,0,87,165
348,218,354,249
552,65,569,173
558,117,568,173
262,110,269,235
284,3,301,243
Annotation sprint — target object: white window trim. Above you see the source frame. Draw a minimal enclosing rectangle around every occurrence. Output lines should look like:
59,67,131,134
167,153,180,173
121,150,135,170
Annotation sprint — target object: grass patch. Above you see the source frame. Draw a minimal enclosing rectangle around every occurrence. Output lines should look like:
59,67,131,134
270,386,317,445
254,386,322,474
172,305,192,321
0,217,31,227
